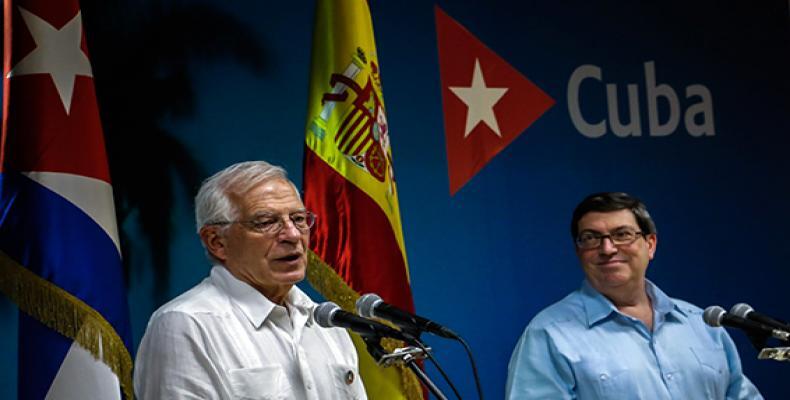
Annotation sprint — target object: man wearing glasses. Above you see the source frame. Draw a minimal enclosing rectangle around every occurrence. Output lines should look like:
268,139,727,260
505,192,761,399
134,161,366,399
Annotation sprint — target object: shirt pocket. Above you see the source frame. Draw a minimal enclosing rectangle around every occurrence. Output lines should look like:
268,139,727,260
329,363,366,400
690,346,729,399
228,365,292,400
574,358,634,399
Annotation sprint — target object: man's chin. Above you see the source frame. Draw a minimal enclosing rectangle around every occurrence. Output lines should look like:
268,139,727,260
590,272,632,289
276,268,306,285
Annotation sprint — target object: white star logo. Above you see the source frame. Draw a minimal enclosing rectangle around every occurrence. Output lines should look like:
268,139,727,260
449,58,508,138
7,7,93,115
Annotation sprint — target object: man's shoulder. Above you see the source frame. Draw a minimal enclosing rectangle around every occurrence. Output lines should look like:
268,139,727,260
648,280,705,317
669,297,704,316
527,290,586,331
149,277,230,322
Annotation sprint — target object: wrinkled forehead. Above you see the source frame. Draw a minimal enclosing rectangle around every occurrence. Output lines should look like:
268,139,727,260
577,209,639,232
229,178,303,213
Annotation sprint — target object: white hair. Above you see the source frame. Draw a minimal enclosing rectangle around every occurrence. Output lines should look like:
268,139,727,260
194,161,300,263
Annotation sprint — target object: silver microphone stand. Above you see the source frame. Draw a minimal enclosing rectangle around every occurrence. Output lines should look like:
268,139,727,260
363,337,449,400
758,347,790,361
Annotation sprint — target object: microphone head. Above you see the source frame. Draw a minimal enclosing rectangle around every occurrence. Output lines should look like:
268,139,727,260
703,306,727,327
730,303,754,319
314,302,341,328
356,293,383,318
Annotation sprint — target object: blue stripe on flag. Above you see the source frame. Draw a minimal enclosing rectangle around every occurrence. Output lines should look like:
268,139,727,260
0,172,131,346
18,314,72,400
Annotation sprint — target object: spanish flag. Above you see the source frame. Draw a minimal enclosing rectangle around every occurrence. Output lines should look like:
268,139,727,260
303,1,421,399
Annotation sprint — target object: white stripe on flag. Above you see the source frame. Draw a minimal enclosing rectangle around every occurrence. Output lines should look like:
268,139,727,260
23,171,121,255
45,339,121,400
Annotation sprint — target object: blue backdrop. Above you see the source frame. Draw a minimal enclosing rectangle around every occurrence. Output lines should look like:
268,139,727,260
1,1,788,398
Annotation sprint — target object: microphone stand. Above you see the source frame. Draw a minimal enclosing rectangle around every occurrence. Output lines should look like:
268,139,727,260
362,336,449,400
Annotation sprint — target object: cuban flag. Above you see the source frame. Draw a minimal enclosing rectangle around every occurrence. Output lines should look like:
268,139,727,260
1,0,133,399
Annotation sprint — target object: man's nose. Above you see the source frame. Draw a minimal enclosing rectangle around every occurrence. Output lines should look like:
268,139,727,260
278,219,303,241
598,237,618,255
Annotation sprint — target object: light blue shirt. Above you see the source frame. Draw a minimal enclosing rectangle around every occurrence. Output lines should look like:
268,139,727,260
506,280,762,399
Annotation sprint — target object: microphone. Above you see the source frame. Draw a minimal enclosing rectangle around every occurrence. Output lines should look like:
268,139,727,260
313,302,417,344
356,293,459,339
730,303,790,332
703,306,790,342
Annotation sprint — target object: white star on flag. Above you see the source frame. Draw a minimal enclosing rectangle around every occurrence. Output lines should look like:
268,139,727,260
449,58,508,138
7,7,94,115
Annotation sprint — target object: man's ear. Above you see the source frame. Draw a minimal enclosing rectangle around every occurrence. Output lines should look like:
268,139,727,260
200,226,227,262
646,233,658,260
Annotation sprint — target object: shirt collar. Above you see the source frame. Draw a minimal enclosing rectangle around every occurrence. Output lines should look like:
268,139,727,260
580,280,616,327
580,279,687,328
210,266,315,329
646,279,688,320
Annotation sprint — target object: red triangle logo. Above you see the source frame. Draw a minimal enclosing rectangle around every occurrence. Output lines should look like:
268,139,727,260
435,6,555,195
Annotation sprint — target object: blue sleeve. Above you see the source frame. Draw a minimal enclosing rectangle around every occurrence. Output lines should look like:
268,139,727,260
721,330,763,400
506,326,575,400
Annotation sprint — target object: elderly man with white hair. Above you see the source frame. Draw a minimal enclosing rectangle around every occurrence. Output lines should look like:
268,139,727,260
134,161,367,400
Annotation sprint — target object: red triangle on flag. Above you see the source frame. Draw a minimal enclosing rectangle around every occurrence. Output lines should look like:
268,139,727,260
435,6,555,195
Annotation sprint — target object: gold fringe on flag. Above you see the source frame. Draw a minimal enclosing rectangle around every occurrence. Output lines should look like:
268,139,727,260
307,250,423,400
0,251,134,400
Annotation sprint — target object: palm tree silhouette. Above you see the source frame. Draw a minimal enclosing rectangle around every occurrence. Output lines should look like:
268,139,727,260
80,0,266,303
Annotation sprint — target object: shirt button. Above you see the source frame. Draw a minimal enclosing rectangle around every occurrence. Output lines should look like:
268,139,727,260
599,373,608,381
345,370,355,385
666,373,673,380
306,383,313,390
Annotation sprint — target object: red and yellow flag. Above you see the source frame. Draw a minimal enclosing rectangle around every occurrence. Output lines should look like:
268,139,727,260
303,1,421,399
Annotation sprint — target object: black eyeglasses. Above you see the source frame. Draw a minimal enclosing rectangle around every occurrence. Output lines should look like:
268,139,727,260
575,228,645,249
210,211,316,235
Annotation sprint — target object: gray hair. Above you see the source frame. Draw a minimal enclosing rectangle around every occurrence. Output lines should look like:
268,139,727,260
194,161,299,263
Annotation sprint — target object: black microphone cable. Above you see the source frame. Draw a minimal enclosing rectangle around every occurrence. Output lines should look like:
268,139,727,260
410,337,463,400
413,333,484,400
452,334,483,400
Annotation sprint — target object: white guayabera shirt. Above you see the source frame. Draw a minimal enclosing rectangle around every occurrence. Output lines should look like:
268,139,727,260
134,266,367,400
